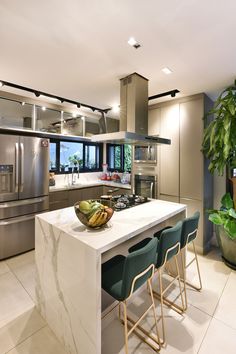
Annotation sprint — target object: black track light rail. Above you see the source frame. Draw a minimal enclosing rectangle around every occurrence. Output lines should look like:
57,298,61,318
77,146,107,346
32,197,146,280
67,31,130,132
0,80,110,114
0,79,180,113
148,89,180,101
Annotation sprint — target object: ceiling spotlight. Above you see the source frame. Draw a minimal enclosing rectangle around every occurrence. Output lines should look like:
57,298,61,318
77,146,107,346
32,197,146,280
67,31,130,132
112,104,120,113
42,106,46,111
128,37,141,49
21,102,25,106
162,67,173,75
77,103,81,108
0,81,3,88
35,91,40,97
171,91,176,97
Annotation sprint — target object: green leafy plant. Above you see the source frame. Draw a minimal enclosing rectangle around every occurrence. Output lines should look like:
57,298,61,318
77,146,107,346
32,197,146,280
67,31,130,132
68,154,80,166
208,193,236,239
202,81,236,175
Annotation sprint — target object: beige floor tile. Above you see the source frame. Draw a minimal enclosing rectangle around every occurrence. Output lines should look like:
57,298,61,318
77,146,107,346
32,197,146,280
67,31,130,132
6,251,36,302
0,308,46,354
0,272,34,329
0,261,10,276
6,251,35,270
6,326,67,354
214,271,236,330
161,249,231,316
198,318,236,354
102,290,211,354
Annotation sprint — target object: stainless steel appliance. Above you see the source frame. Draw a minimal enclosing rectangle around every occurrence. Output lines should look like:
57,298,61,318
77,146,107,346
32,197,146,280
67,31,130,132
134,175,157,199
134,145,157,164
0,134,49,259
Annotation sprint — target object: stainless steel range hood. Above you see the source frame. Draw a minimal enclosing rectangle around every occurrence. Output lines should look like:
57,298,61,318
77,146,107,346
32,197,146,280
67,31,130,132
91,73,171,145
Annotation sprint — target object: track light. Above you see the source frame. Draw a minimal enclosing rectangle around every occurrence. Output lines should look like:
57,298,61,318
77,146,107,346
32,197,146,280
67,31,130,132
35,91,40,97
77,103,81,108
171,91,176,97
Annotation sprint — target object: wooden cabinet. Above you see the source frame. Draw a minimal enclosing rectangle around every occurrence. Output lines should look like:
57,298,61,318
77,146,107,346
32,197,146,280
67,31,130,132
49,191,69,211
148,94,213,254
159,104,180,198
180,99,203,200
102,186,131,196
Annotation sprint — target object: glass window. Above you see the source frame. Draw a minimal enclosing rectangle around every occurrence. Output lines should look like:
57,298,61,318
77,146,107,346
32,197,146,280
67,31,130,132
107,144,131,172
0,97,33,129
60,141,83,171
49,142,57,171
124,144,132,171
85,145,100,170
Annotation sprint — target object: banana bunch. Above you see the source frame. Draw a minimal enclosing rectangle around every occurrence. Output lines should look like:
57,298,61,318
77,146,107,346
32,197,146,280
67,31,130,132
88,209,108,227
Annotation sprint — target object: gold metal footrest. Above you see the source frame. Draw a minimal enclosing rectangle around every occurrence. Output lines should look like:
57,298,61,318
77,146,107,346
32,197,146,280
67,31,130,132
122,315,162,352
153,289,184,314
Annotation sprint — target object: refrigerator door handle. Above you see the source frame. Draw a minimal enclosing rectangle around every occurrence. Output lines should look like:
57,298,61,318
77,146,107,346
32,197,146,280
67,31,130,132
20,143,24,192
0,214,35,226
15,143,19,192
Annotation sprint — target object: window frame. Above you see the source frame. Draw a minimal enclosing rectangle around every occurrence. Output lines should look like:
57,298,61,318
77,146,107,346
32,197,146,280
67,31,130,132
106,143,132,172
49,138,103,174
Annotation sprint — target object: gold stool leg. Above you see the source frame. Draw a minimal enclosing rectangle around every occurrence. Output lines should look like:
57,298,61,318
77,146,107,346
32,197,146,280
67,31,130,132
192,240,202,290
174,255,185,312
123,301,129,354
147,278,161,347
180,249,188,311
158,268,166,346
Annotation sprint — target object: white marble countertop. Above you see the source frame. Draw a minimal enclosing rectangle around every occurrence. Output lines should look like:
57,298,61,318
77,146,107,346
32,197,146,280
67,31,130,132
37,199,186,253
49,180,131,192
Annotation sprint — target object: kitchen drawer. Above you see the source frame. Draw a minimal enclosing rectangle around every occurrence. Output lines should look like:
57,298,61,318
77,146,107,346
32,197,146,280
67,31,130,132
49,190,69,203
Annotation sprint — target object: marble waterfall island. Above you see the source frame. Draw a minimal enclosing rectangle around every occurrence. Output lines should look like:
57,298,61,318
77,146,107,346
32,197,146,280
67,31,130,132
35,199,186,354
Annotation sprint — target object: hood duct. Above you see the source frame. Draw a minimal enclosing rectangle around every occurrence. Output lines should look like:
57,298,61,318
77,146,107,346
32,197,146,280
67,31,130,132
92,73,171,145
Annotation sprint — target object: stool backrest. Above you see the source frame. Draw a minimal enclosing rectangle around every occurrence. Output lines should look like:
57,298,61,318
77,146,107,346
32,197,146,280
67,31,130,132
181,211,200,248
122,237,158,300
156,221,182,269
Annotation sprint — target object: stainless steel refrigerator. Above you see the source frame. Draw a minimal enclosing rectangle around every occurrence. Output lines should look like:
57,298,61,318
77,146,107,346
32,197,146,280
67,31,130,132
0,134,49,259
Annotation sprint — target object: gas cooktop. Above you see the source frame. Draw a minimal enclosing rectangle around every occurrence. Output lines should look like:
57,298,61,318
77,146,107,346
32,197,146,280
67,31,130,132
107,194,150,211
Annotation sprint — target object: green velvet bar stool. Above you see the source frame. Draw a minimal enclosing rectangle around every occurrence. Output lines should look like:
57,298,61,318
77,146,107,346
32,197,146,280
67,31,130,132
128,221,185,346
102,237,160,354
179,211,201,310
153,212,201,311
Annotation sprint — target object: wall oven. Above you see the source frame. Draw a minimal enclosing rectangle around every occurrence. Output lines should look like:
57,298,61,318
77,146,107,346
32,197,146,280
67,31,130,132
134,145,157,164
134,174,157,199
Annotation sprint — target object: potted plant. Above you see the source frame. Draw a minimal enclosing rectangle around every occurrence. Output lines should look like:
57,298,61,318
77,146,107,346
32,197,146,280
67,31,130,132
208,193,236,269
202,81,236,268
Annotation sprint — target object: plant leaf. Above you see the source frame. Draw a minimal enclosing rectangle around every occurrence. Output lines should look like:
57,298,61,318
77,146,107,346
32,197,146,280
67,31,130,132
229,208,236,219
209,213,224,225
221,193,234,209
224,219,236,239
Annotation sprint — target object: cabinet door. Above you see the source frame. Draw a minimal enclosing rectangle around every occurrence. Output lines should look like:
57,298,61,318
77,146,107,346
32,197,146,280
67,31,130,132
68,189,83,206
159,194,179,203
49,191,69,211
148,108,161,136
159,104,179,197
180,99,203,200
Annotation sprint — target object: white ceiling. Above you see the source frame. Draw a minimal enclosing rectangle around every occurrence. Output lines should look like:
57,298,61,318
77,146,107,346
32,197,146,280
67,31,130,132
0,0,236,110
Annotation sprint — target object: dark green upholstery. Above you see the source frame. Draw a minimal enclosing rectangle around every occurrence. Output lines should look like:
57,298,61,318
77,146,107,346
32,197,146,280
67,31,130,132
128,221,182,269
155,221,182,268
181,211,200,248
102,238,158,301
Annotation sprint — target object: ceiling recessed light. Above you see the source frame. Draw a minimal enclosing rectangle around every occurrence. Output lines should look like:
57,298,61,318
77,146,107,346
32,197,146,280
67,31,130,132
162,67,173,75
128,37,141,49
42,106,46,111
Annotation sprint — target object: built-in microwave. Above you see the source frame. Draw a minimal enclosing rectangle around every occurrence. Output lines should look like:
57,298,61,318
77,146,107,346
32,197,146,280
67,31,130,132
134,145,157,164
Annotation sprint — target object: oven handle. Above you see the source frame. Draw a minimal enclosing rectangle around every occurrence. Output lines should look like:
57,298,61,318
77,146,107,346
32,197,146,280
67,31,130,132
150,182,154,198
